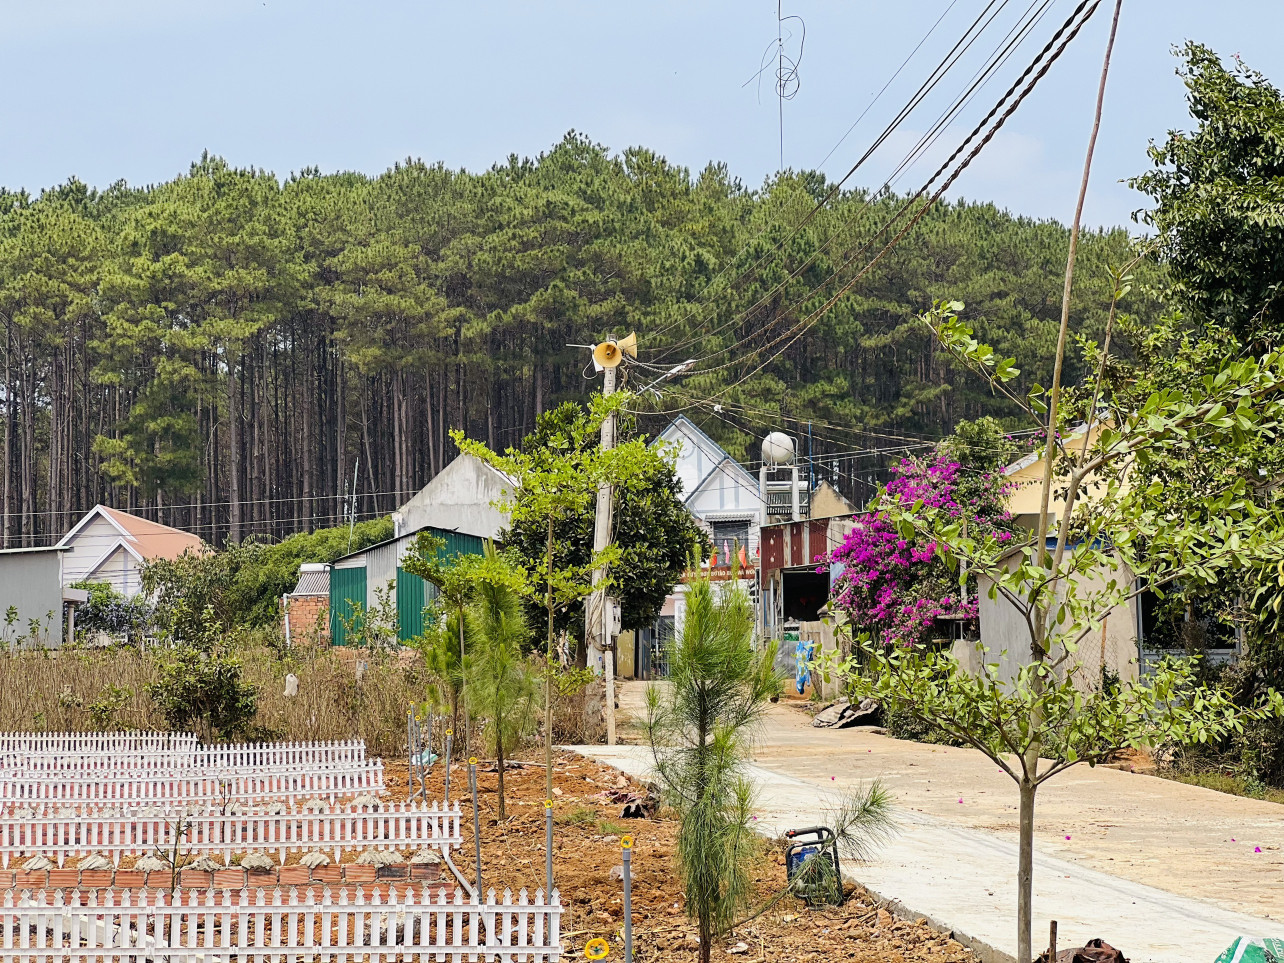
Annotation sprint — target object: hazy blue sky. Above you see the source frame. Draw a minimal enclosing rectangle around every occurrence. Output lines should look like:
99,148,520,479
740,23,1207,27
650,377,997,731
2,1,1281,227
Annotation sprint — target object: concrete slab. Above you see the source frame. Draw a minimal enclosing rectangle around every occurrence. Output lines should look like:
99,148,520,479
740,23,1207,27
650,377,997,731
571,743,1273,963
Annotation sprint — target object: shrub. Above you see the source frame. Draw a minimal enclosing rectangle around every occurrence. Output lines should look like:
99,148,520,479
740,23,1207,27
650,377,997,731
71,581,153,643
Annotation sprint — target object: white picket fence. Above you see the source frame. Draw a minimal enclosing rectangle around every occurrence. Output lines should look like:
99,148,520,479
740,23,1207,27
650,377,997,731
0,732,197,755
1,739,368,774
0,764,385,807
0,801,462,868
0,885,563,962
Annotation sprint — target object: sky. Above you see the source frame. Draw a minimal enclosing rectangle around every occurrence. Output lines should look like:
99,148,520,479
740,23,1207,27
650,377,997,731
1,1,1282,229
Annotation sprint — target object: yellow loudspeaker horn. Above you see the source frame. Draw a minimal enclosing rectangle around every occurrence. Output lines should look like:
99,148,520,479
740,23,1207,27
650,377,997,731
593,332,638,368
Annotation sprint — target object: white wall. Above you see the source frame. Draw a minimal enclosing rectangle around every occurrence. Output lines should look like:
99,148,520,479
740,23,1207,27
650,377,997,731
687,463,765,556
971,557,1140,691
660,421,723,500
62,515,136,587
395,455,511,541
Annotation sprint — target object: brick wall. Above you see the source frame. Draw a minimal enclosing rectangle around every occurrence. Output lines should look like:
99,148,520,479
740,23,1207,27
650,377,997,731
285,594,330,645
3,859,443,894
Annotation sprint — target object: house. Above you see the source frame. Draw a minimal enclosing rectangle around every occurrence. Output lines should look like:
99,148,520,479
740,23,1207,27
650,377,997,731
0,546,87,649
328,526,486,646
393,454,513,541
970,424,1146,689
57,505,204,598
658,415,768,558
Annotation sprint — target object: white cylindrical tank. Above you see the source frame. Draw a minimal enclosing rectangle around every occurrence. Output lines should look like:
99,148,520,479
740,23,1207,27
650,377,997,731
762,431,795,466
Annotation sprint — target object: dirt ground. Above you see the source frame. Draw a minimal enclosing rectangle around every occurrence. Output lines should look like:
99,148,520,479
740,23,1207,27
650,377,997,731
383,752,977,963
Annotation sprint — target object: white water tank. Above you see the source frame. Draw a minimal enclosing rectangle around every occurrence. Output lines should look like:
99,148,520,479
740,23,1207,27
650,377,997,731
762,432,796,466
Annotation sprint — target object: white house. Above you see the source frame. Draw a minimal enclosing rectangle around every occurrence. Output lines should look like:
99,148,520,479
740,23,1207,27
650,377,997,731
393,454,513,541
657,415,766,558
57,505,204,598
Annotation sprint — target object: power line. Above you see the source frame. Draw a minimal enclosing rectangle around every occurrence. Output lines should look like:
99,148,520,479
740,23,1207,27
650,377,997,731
645,0,1102,398
650,0,1069,369
646,0,1019,350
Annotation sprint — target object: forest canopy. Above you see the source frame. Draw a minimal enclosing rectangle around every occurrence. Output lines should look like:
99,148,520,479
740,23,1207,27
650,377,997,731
0,135,1157,547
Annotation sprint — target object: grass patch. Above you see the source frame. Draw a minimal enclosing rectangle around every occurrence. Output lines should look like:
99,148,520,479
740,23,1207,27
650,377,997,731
1163,769,1284,804
595,819,631,836
556,806,597,827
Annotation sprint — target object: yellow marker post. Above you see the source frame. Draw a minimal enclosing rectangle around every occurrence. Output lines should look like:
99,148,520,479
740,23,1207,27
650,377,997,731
621,835,634,963
585,938,610,960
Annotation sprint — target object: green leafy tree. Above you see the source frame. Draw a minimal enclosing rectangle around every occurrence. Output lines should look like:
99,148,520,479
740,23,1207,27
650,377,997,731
644,572,781,963
146,603,258,740
1131,43,1284,347
850,301,1284,963
464,545,538,819
503,401,711,635
402,533,491,745
454,408,625,798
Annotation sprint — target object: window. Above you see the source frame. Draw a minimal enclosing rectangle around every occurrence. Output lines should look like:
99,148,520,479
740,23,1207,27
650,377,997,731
710,519,751,558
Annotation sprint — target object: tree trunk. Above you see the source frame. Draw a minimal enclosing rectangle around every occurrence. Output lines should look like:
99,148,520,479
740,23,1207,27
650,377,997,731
545,515,555,800
1017,778,1036,963
227,352,241,543
496,713,507,821
459,603,468,752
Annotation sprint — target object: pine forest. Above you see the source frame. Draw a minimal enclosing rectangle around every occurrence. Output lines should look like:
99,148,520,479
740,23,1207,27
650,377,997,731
0,133,1156,546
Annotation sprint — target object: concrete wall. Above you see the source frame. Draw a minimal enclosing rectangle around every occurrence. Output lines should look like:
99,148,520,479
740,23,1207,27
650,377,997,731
0,551,65,648
395,455,511,541
971,557,1140,690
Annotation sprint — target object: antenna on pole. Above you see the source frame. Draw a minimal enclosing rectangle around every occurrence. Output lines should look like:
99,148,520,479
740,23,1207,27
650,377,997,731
347,458,359,553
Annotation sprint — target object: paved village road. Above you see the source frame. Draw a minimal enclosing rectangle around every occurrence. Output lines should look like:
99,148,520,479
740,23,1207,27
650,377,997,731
571,682,1284,963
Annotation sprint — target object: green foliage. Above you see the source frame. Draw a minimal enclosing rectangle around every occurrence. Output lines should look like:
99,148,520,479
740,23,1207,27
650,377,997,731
141,518,393,633
645,574,781,963
464,546,539,819
229,519,394,626
336,581,399,653
865,296,1284,963
502,401,711,637
86,683,133,730
409,606,468,732
70,580,153,643
1131,44,1284,345
146,605,258,740
1,136,1161,549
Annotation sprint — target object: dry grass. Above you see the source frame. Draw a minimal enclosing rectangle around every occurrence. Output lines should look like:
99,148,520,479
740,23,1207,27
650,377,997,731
0,638,599,760
0,638,430,757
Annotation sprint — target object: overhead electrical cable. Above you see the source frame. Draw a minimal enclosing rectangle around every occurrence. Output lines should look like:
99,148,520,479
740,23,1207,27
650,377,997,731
645,0,1017,350
651,0,1076,367
631,0,1103,415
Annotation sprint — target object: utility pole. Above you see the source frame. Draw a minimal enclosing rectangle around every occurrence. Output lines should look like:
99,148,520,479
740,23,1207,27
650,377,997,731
587,362,618,745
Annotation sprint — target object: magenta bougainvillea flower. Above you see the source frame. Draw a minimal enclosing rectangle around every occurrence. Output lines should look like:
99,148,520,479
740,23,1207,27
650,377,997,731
823,454,1013,647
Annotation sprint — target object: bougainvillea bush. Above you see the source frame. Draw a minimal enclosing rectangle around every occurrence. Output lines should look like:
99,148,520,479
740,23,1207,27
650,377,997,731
825,454,1013,647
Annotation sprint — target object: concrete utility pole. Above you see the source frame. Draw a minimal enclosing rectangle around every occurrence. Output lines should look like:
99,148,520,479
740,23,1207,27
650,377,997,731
587,363,619,744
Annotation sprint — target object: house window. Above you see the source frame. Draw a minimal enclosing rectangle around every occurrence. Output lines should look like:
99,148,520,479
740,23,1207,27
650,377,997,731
710,519,751,558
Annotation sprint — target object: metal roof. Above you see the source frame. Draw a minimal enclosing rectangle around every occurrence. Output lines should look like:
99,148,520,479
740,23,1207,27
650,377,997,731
289,567,330,597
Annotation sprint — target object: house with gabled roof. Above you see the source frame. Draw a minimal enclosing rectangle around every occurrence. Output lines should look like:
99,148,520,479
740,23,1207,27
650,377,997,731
657,415,766,558
56,505,204,598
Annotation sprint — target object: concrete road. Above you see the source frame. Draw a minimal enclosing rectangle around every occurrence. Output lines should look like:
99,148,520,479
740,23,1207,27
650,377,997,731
572,682,1284,963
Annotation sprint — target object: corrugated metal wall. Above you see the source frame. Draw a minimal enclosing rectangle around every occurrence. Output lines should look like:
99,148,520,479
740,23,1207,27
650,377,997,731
327,528,486,647
329,566,368,647
396,568,438,642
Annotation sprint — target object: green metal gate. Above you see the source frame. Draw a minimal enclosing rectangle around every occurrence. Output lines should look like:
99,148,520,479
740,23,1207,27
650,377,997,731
329,566,368,646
